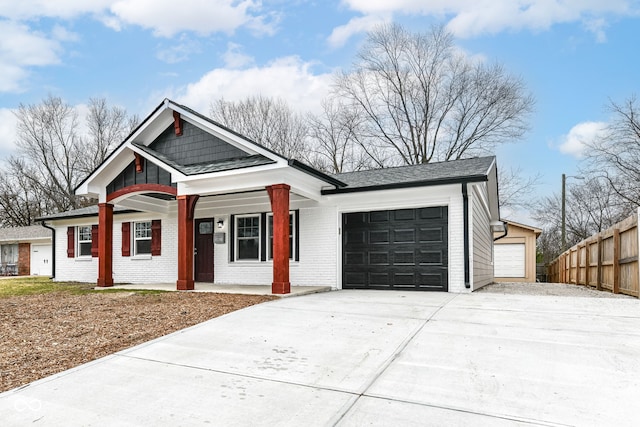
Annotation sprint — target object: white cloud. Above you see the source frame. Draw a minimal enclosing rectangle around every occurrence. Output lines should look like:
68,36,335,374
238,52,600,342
222,42,255,69
0,21,62,92
52,25,80,42
328,14,390,48
169,56,332,115
156,36,201,64
558,121,607,158
0,0,112,20
0,108,17,154
109,0,274,37
0,0,276,38
337,0,634,40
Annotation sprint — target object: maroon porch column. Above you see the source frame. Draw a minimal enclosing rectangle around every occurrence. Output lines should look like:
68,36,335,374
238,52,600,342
267,184,290,294
177,194,199,290
97,203,114,287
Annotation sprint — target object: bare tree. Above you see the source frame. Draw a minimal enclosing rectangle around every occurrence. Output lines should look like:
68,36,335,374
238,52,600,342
210,95,308,160
498,166,541,211
1,95,137,223
533,176,631,256
77,97,140,176
0,158,53,227
14,95,83,212
306,98,372,173
584,95,640,205
333,23,534,166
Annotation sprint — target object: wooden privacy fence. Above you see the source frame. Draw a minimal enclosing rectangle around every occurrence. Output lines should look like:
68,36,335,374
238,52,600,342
547,208,640,298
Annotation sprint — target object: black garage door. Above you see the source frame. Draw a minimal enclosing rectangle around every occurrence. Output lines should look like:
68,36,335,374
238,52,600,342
342,207,448,291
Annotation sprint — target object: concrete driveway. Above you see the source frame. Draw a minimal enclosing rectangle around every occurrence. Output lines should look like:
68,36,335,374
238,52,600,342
2,290,639,426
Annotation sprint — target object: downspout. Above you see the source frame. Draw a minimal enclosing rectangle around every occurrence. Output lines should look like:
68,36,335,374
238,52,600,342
40,221,55,279
493,222,509,241
462,183,470,289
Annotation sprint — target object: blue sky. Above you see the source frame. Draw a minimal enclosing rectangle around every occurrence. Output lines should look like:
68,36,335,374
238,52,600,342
1,1,639,224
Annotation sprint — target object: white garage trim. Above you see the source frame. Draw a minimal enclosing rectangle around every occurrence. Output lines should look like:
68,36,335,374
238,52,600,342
494,243,525,278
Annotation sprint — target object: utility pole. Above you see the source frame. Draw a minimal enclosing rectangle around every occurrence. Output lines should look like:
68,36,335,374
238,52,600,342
561,173,566,252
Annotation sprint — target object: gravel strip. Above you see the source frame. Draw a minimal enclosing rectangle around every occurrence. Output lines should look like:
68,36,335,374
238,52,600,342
477,282,636,298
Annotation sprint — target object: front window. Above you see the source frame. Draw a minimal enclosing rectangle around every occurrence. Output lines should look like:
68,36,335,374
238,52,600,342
236,215,260,260
0,244,18,264
268,213,294,260
134,221,152,255
77,226,92,257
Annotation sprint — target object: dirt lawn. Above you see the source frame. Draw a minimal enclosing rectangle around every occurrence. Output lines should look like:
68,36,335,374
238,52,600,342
0,287,275,393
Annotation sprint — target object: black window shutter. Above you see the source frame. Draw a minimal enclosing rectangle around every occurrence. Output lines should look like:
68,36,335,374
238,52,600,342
229,215,235,262
67,227,75,258
91,225,99,257
260,213,267,262
151,220,161,256
294,210,300,262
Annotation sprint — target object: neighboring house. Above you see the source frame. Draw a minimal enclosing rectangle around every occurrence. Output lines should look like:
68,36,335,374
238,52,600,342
493,220,542,282
38,99,504,294
0,225,53,276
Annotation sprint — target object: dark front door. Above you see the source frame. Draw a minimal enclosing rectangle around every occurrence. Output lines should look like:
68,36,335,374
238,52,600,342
342,206,448,291
195,218,215,282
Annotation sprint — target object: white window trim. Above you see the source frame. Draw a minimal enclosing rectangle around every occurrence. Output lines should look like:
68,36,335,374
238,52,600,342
133,221,152,256
267,212,295,261
235,214,261,261
77,226,92,258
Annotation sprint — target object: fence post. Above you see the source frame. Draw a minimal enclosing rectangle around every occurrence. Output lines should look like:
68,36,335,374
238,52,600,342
585,241,590,287
637,207,640,297
613,228,620,294
596,235,602,291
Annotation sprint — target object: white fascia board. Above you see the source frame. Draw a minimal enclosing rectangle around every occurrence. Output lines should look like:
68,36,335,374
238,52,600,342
76,146,135,198
327,184,459,212
177,167,325,201
129,105,174,146
486,160,500,220
77,104,174,196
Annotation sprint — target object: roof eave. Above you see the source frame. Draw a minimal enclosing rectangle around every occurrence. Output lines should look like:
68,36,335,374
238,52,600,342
321,174,488,195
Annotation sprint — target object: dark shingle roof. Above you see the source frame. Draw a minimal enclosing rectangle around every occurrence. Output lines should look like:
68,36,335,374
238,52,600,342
131,142,276,176
325,156,495,194
0,225,52,242
37,206,138,221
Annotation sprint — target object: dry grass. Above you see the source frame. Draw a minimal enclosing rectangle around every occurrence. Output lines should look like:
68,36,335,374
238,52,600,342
0,278,276,392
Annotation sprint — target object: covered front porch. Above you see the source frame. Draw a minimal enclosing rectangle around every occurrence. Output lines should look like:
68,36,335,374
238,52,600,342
74,100,345,294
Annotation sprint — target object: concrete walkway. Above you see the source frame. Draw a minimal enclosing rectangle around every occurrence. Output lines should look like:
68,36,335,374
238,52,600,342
101,282,332,297
2,290,640,426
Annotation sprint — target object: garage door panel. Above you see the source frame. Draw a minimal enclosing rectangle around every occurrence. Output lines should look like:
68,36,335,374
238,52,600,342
419,207,445,219
369,230,390,244
343,207,448,291
393,251,414,265
345,229,366,245
419,227,444,243
393,209,415,221
393,229,416,243
369,252,389,265
345,251,365,266
370,211,390,222
419,250,443,265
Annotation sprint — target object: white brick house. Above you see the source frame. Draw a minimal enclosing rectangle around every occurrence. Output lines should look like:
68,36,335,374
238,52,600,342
39,99,503,294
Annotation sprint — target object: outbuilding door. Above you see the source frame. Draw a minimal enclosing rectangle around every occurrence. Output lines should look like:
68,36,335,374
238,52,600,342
342,206,448,291
30,244,52,276
494,243,526,278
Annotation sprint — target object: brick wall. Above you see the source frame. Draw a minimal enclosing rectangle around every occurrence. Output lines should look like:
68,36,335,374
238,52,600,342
18,243,30,276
